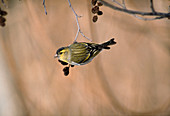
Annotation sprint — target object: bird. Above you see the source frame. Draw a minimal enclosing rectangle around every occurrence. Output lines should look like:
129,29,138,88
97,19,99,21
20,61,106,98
54,38,116,76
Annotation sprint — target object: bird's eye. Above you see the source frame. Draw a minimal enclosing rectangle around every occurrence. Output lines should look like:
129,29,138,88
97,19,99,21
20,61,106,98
60,52,63,55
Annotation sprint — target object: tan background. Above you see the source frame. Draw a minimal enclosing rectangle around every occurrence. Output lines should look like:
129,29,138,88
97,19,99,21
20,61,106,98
0,0,170,116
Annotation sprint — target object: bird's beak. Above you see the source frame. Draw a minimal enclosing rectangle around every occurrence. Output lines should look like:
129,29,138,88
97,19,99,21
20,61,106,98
54,54,58,58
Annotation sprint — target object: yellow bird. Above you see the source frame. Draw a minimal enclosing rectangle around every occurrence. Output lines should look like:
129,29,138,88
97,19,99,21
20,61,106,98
54,38,116,76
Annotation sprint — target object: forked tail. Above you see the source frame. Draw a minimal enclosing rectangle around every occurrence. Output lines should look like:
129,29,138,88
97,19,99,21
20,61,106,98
100,38,116,49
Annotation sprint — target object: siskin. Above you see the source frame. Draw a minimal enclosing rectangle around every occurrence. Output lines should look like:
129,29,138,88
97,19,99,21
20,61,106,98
54,38,116,76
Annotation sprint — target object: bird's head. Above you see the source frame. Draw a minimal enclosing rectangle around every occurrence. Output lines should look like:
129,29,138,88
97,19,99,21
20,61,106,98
54,47,70,63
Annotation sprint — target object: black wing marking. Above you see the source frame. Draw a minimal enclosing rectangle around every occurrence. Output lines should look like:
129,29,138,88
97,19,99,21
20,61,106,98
78,43,101,64
58,60,68,65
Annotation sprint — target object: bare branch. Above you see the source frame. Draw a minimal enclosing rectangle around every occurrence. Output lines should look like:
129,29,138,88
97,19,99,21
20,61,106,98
43,0,47,15
112,0,164,21
98,0,170,20
68,0,92,42
150,0,156,13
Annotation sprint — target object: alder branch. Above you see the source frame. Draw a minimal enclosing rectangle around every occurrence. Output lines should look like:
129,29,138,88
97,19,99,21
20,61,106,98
68,0,92,42
98,0,170,20
112,0,165,20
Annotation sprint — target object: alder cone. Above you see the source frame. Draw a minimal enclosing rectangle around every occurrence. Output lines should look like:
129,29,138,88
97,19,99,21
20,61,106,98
93,15,98,22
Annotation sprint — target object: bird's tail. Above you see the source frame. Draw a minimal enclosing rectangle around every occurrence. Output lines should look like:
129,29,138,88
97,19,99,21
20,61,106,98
100,38,116,49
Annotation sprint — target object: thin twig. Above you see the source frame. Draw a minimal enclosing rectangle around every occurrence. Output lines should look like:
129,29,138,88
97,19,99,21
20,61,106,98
112,0,124,8
1,0,7,8
98,0,170,20
68,0,92,42
122,0,126,8
43,0,47,15
150,0,156,13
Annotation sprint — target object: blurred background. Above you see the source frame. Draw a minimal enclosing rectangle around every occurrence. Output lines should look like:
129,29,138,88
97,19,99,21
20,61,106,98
0,0,170,116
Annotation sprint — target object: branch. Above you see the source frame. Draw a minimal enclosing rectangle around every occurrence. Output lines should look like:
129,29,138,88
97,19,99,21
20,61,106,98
98,0,170,20
43,0,47,15
68,0,92,42
133,15,165,21
112,0,165,21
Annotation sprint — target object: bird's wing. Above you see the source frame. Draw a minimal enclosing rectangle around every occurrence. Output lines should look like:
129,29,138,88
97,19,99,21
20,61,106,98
69,42,101,65
69,43,91,64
